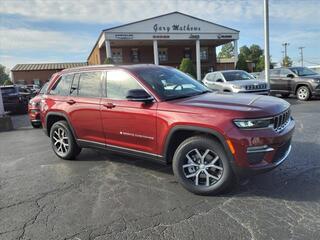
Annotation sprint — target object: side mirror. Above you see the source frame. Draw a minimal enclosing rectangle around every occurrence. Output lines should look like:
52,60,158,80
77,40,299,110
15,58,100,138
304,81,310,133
126,89,154,102
216,79,224,83
286,74,294,78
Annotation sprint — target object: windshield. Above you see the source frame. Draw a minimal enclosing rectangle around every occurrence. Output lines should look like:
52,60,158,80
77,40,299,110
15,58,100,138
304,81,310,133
134,67,210,101
289,67,318,76
39,83,49,94
222,71,255,81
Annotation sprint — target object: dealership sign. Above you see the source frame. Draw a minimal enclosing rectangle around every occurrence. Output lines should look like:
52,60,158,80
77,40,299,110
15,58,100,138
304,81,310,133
153,24,201,33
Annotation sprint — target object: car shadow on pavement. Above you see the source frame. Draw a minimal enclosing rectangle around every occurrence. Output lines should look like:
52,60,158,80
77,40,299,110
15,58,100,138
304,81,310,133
71,141,320,202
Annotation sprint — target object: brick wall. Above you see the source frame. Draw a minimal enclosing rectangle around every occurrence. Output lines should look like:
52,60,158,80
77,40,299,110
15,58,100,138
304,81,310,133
12,70,60,85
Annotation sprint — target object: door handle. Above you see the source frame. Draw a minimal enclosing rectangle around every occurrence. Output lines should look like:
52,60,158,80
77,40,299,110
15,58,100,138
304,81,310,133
67,99,76,105
103,103,115,109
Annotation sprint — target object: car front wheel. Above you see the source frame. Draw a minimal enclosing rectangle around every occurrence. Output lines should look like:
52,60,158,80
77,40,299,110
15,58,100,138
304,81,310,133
172,136,234,195
50,120,81,160
296,86,311,101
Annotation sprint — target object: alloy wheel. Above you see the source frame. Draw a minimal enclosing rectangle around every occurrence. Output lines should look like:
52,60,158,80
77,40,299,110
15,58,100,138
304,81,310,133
297,87,309,100
183,148,223,187
52,127,69,155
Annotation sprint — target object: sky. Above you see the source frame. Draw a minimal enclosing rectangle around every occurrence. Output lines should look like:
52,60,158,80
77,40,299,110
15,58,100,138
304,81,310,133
0,0,319,70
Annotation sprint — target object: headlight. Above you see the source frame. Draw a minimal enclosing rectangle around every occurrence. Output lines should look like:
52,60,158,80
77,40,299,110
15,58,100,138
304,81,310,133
232,85,243,89
311,79,320,83
233,118,273,129
29,101,37,107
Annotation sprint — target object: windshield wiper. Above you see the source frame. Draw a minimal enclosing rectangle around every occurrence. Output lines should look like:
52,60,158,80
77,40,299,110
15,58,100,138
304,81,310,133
165,90,212,101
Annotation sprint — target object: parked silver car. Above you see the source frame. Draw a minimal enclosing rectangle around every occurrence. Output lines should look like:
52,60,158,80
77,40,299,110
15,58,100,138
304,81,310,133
202,70,269,95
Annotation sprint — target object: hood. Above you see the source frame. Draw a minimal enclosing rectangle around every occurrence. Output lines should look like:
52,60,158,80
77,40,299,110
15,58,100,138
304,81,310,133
172,92,289,117
300,74,320,80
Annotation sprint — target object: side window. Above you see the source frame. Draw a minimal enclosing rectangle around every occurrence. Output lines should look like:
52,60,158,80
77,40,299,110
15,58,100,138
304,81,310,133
206,73,215,81
106,71,143,100
78,72,102,98
270,69,280,77
280,69,292,77
70,74,80,96
49,74,74,96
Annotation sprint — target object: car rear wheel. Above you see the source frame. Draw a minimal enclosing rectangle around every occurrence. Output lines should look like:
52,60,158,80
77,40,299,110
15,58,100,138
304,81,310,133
296,86,311,101
172,136,234,195
50,120,81,160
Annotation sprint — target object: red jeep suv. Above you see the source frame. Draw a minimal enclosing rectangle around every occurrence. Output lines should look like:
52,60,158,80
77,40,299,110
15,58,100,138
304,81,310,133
40,65,295,195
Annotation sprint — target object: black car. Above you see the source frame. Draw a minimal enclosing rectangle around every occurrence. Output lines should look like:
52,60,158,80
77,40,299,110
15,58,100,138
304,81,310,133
266,67,320,101
0,85,29,113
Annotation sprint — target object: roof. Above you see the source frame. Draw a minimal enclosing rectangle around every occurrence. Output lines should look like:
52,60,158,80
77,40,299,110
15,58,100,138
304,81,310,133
11,62,87,71
60,64,169,74
103,11,239,33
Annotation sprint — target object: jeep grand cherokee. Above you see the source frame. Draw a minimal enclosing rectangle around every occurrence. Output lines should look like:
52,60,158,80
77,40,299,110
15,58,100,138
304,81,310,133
40,65,295,195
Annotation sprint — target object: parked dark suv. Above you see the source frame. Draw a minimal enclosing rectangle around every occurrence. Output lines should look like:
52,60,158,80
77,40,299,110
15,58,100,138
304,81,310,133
0,85,28,113
267,67,320,100
41,65,295,195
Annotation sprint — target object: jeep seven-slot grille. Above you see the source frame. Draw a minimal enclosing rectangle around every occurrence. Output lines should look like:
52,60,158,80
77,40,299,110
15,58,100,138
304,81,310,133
245,84,267,90
273,109,291,132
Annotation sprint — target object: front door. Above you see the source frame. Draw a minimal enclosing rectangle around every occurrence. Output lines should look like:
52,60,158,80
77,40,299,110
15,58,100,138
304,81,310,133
100,70,157,154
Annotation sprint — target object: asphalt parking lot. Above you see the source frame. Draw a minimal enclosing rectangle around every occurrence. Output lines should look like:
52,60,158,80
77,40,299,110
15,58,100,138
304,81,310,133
0,97,320,240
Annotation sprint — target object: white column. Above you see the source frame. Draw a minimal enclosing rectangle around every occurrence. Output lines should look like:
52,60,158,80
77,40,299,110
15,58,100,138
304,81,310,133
153,40,159,65
105,40,112,59
0,90,4,116
196,39,201,81
233,40,238,68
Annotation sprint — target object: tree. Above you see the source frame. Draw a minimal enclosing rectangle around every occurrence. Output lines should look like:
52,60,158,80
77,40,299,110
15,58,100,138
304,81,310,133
179,58,196,78
218,42,234,59
255,55,274,72
239,45,251,58
236,54,249,72
249,44,263,63
104,57,114,64
3,79,13,85
281,56,293,67
0,64,10,85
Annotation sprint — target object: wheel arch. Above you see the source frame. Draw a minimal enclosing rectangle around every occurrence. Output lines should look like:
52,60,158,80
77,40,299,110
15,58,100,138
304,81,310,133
295,83,311,94
163,125,234,164
45,112,77,139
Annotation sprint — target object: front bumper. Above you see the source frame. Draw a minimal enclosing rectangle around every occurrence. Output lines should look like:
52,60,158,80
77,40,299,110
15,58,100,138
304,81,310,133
227,117,295,176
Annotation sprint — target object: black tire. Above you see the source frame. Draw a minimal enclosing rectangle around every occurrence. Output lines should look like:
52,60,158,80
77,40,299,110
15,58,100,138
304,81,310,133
31,122,41,128
296,86,311,101
281,93,290,98
172,136,234,195
50,120,81,160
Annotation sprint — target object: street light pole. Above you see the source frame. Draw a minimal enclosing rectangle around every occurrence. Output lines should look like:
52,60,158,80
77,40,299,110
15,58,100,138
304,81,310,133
0,90,4,117
264,0,270,84
298,47,305,67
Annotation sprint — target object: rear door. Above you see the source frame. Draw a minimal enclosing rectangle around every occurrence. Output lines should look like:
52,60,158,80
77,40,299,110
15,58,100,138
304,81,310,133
67,71,104,144
100,70,157,154
279,68,294,92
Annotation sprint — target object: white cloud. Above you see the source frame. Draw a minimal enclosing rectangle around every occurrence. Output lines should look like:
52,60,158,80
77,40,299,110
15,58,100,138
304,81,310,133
1,0,318,25
0,28,94,53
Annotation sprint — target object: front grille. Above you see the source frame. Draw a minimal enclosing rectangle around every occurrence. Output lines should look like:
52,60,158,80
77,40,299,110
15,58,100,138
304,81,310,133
273,109,291,132
245,83,267,90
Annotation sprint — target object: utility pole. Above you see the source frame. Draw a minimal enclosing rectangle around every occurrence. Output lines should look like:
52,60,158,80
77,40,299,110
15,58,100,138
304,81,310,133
298,47,305,67
264,0,270,84
282,42,290,58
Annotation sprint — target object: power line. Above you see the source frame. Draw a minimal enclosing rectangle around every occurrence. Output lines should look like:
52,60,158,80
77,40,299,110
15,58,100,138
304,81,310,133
298,47,305,67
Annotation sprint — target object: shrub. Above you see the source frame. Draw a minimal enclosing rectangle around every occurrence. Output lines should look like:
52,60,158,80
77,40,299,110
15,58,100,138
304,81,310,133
179,58,196,79
3,79,13,85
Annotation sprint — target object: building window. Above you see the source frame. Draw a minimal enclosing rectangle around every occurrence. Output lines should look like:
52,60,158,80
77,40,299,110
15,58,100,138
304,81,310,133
184,48,191,59
112,48,123,64
131,48,140,63
158,48,168,62
200,47,208,61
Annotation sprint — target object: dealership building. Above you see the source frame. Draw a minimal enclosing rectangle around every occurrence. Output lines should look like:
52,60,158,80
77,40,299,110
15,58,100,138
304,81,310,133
88,11,239,80
11,11,239,84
